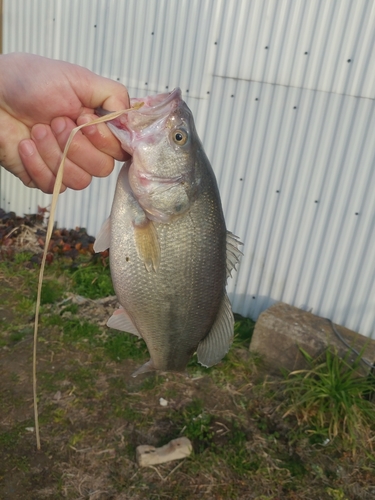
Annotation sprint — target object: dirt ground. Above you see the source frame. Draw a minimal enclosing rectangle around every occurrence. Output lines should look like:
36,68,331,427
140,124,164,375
0,215,374,499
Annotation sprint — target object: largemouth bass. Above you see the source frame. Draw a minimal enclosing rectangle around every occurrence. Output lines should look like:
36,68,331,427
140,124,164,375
94,88,242,376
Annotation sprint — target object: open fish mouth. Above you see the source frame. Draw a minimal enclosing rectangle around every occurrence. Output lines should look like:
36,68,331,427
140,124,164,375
95,88,182,123
129,88,182,115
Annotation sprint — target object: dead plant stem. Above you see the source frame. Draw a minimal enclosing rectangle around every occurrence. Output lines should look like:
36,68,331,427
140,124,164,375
32,104,143,450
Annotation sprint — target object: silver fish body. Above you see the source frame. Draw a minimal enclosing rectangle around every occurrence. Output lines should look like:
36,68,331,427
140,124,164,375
94,89,242,375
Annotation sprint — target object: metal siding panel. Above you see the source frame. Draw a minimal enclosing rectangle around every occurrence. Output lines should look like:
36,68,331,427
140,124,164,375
1,0,374,338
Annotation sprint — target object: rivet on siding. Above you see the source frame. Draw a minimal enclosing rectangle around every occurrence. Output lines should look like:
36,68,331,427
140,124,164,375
240,178,243,181
207,91,210,94
214,41,218,45
347,59,351,63
151,32,154,35
265,46,269,49
186,90,189,93
117,78,120,81
145,82,148,85
231,95,234,98
315,200,318,203
255,98,259,101
355,212,359,215
94,25,97,28
252,296,256,299
304,52,308,55
293,106,297,109
276,190,280,193
166,86,169,89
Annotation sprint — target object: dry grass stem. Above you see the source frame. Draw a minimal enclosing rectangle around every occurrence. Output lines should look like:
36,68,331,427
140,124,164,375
32,103,144,450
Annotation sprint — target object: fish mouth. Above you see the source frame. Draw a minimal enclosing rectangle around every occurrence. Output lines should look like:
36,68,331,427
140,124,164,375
100,88,185,155
129,88,182,115
95,88,182,120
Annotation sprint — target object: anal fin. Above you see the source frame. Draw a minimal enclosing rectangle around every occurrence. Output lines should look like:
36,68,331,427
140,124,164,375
131,359,155,378
197,292,234,368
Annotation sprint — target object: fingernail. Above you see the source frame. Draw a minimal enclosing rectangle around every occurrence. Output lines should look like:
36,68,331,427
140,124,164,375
83,124,97,136
19,140,35,157
32,124,48,140
51,117,66,135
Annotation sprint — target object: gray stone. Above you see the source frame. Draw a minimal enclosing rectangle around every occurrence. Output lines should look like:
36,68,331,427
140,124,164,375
250,302,375,376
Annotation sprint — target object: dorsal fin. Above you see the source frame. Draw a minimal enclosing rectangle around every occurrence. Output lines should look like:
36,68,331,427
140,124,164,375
226,231,243,279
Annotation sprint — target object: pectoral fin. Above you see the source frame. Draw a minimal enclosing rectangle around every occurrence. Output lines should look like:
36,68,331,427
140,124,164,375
226,231,243,279
134,219,161,272
107,307,141,338
197,292,234,367
94,217,111,252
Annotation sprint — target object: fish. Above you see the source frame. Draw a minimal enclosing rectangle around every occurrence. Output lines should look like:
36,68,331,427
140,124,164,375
94,88,242,377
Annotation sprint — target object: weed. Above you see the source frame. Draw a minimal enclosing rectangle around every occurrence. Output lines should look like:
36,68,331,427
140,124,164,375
53,408,68,424
69,261,114,299
113,405,142,422
62,319,102,345
69,366,96,391
137,374,162,392
69,431,87,447
9,327,32,343
61,303,79,315
104,330,148,361
15,296,35,314
233,314,255,348
282,347,375,452
176,399,215,452
39,280,64,304
326,487,348,500
226,448,260,474
13,251,34,264
0,428,21,447
9,372,20,383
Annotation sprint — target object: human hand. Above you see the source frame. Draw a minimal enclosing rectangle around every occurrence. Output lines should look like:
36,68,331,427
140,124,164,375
0,52,130,193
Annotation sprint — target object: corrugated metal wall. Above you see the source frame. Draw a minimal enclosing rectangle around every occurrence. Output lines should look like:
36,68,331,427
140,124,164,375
1,0,374,338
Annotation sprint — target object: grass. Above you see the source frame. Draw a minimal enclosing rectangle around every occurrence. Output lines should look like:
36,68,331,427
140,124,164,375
68,258,115,299
282,347,375,452
1,251,375,500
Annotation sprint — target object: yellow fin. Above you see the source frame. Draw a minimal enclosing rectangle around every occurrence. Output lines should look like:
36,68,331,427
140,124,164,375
134,219,161,272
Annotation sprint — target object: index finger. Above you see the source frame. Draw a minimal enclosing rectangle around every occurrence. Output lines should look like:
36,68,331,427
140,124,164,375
76,113,130,162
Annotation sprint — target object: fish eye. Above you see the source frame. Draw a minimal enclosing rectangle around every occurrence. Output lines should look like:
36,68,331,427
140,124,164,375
172,129,188,146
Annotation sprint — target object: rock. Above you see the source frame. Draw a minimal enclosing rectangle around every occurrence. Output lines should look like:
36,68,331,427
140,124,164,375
136,437,192,467
250,302,375,375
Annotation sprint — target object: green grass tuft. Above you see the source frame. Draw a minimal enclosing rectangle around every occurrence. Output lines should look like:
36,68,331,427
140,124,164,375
282,347,375,452
104,330,148,362
69,261,114,299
